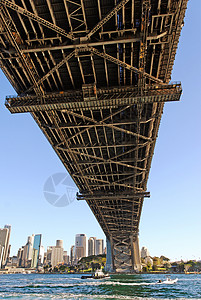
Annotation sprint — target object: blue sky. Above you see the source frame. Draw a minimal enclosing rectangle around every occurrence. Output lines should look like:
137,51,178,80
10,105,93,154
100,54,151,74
0,1,200,261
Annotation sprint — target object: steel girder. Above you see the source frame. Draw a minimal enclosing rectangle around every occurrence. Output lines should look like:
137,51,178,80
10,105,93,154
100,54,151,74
0,0,189,272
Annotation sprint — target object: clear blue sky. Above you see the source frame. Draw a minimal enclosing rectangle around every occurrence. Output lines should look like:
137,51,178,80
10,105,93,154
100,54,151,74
0,1,200,261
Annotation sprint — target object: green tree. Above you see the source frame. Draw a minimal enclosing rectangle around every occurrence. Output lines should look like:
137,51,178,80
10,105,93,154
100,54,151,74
160,256,170,262
142,266,148,272
43,265,49,273
53,266,59,272
147,261,152,270
152,264,158,271
184,264,192,273
59,265,67,272
163,262,171,270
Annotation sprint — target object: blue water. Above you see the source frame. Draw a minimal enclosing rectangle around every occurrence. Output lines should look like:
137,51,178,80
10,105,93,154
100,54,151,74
0,273,200,299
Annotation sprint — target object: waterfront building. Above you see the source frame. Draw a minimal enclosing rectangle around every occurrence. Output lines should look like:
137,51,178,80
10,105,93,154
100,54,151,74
76,246,84,261
88,237,96,256
46,246,53,265
67,255,70,264
0,225,11,267
0,245,4,269
43,252,47,265
22,235,34,267
7,245,11,261
31,234,42,268
51,240,64,268
26,235,34,260
145,256,153,266
70,245,75,265
141,247,150,259
75,234,86,253
63,251,69,264
56,240,63,248
6,256,18,267
17,247,24,267
95,239,104,255
11,256,18,267
39,246,45,265
75,234,86,262
4,225,11,264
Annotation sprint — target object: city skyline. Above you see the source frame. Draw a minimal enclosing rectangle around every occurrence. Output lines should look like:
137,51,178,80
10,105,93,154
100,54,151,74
0,225,106,269
1,224,200,266
0,0,201,262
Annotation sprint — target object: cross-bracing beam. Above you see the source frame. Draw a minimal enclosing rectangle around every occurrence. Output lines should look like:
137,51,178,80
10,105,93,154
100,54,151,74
6,82,182,113
0,0,74,40
85,0,130,40
83,47,164,84
23,45,166,93
25,50,76,93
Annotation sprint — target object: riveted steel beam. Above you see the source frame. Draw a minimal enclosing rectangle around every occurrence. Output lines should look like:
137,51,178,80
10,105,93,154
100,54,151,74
0,0,74,40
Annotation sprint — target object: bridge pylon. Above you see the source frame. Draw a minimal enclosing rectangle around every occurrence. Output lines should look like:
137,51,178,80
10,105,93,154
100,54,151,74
105,235,141,273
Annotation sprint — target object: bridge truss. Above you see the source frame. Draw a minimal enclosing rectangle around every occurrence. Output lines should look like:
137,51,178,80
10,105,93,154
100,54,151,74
0,0,188,272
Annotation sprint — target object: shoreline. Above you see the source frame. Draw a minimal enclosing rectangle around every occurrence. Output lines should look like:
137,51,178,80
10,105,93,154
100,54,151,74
0,270,200,275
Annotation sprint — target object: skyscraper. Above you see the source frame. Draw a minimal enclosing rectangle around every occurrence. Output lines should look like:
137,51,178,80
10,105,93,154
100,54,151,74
4,225,11,263
17,247,24,267
56,240,63,248
22,235,34,267
51,240,64,268
75,234,86,262
88,237,96,256
70,245,75,265
63,251,68,264
141,247,150,259
27,235,34,260
95,239,104,255
39,246,45,265
46,246,53,265
31,234,42,268
0,245,4,269
0,225,11,268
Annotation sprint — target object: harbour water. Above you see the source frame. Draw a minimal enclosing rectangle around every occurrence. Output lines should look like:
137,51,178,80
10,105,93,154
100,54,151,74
0,273,200,299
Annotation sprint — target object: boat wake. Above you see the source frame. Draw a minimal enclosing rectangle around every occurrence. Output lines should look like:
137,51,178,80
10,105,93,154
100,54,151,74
0,292,192,300
16,281,160,289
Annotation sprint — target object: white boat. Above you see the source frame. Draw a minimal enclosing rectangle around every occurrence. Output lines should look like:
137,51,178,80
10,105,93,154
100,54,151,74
94,269,110,279
158,277,178,284
81,269,110,280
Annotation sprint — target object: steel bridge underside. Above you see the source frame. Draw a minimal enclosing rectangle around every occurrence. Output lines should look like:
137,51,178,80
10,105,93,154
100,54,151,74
0,0,188,272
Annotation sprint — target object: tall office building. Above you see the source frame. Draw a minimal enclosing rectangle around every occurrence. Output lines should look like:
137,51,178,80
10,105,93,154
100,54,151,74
7,245,11,260
88,237,96,256
76,247,85,261
22,235,34,267
0,225,11,267
31,234,42,268
63,251,68,264
43,252,47,265
70,245,75,265
46,246,53,265
95,239,104,255
56,240,63,248
17,247,24,267
4,225,11,263
75,234,86,262
39,246,45,265
51,240,64,268
27,235,34,260
141,247,150,259
0,245,4,269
